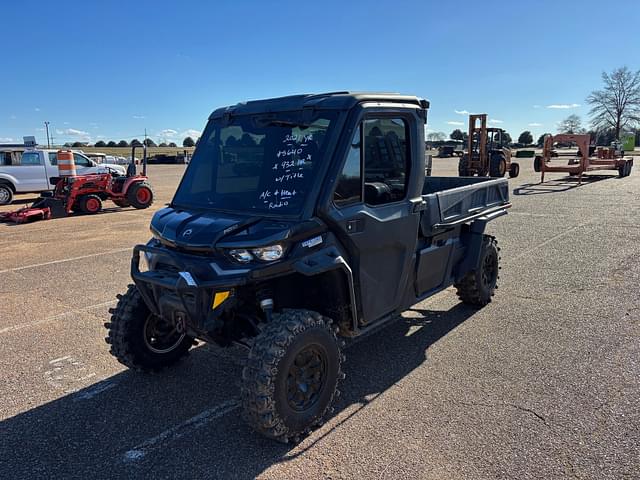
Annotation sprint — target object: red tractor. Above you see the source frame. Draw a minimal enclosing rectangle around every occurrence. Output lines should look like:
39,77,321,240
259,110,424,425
1,146,154,223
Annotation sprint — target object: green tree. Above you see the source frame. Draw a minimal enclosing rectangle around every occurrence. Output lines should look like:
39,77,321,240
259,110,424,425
587,66,640,139
107,141,117,147
558,114,584,134
168,142,177,148
183,136,196,147
143,138,157,147
501,132,512,145
117,140,129,147
537,133,552,147
426,131,446,142
159,142,168,147
94,140,106,147
518,131,533,145
72,141,84,147
450,129,464,141
131,138,142,146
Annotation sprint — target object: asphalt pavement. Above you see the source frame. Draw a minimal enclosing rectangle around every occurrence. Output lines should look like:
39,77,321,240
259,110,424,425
1,156,638,479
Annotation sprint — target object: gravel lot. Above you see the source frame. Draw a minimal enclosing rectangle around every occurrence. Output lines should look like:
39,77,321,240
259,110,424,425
1,155,638,479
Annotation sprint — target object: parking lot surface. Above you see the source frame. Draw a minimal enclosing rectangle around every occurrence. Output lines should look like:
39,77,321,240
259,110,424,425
1,157,638,479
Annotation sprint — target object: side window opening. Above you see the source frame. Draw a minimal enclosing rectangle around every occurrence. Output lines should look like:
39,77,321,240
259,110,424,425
20,152,42,165
363,118,409,205
333,126,362,206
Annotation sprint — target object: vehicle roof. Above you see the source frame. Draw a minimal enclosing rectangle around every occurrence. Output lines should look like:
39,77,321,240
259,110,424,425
209,91,428,119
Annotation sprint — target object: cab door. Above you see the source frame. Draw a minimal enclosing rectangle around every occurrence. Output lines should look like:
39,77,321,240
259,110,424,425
17,151,49,191
326,113,421,325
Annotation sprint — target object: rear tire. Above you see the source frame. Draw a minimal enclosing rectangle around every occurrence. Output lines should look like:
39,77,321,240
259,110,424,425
508,162,520,178
490,153,507,177
79,194,102,214
127,181,154,209
105,284,193,372
241,309,343,442
0,183,14,205
455,235,500,307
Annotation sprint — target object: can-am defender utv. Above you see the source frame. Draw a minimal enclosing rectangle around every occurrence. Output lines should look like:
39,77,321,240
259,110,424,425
105,92,510,442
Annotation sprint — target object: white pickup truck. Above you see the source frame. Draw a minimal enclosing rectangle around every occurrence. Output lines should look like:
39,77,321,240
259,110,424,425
0,149,127,205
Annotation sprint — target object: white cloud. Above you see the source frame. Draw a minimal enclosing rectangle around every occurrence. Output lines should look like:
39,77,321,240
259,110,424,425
55,128,91,141
181,129,202,139
132,115,146,119
547,103,580,109
34,107,40,112
454,109,469,115
533,105,541,109
488,119,503,124
528,122,543,127
63,121,69,125
159,129,178,138
0,137,14,142
10,115,17,119
446,121,464,126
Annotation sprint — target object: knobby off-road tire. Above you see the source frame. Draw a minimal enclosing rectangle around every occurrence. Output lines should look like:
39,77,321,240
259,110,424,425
533,155,542,173
104,284,193,372
241,309,344,442
455,235,500,307
127,181,155,209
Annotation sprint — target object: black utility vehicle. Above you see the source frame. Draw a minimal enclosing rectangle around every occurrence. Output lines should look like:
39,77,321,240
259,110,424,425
106,92,510,442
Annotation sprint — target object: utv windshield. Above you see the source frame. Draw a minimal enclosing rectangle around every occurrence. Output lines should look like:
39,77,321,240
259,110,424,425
172,111,338,215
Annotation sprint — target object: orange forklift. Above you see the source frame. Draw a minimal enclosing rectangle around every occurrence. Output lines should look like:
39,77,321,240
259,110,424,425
458,114,519,178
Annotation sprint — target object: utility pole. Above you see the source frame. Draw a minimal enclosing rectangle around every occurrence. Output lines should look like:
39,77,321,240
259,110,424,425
44,121,50,148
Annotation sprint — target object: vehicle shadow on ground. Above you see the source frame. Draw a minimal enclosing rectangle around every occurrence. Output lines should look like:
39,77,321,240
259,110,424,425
0,206,145,226
0,303,476,479
513,174,612,196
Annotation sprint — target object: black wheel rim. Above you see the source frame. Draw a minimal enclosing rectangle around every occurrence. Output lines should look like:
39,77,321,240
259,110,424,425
143,314,186,354
481,249,498,289
286,345,327,412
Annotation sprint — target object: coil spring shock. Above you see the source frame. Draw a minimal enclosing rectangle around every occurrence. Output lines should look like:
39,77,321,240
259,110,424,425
256,286,274,322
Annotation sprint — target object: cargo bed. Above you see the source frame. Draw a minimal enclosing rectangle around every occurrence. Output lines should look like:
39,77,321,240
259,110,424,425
420,176,510,236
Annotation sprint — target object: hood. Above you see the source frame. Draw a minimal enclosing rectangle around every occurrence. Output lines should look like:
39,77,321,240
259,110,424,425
151,206,325,251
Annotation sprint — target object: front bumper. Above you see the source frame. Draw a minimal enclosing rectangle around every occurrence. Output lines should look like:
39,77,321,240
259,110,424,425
131,245,245,331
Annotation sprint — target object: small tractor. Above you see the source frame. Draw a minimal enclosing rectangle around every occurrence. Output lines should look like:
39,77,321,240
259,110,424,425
1,146,154,223
458,114,519,178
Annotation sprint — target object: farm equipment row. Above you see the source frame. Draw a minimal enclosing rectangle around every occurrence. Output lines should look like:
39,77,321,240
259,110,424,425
0,146,154,224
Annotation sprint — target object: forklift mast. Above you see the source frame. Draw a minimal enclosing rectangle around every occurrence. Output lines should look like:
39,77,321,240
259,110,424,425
467,114,488,171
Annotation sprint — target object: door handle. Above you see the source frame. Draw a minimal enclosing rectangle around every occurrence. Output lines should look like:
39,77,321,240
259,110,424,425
346,218,363,234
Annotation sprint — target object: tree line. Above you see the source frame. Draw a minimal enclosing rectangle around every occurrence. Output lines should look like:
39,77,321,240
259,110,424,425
64,137,197,148
428,66,640,148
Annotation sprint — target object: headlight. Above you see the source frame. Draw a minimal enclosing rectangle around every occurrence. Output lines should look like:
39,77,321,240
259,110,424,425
229,249,253,263
252,244,284,262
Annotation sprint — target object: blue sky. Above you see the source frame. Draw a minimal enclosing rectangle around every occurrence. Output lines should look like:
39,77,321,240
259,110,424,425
2,0,639,145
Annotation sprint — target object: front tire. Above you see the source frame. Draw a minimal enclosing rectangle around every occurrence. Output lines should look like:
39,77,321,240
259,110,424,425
105,284,193,372
490,153,507,177
241,309,343,442
79,194,102,214
508,162,520,178
455,235,500,307
458,154,470,176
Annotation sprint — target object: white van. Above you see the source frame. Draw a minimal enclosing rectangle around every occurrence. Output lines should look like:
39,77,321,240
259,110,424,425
0,149,127,205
